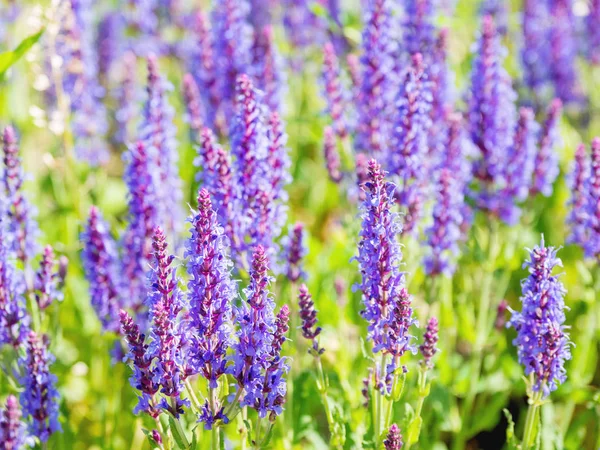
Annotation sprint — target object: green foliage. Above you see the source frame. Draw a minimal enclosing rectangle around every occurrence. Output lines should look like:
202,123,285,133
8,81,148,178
0,29,44,82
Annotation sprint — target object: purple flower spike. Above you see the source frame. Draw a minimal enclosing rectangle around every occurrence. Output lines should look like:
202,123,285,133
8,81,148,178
383,423,403,450
532,99,563,197
2,127,40,264
34,245,63,310
322,42,348,139
522,0,550,94
253,25,285,114
403,0,436,55
0,225,29,348
323,126,343,183
0,395,28,449
356,0,396,156
355,160,416,388
549,0,580,103
566,143,590,250
81,207,121,332
586,138,600,259
298,284,324,355
588,0,600,64
424,169,464,276
508,238,571,397
19,332,61,442
468,15,517,185
182,73,204,140
146,227,187,417
120,310,161,418
284,223,307,283
139,55,184,236
419,317,439,369
212,0,253,108
186,189,235,392
390,53,432,234
114,52,139,146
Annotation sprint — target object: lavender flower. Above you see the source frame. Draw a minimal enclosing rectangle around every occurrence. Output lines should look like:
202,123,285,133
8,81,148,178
284,223,307,283
211,0,253,108
383,423,403,450
468,15,516,185
522,0,550,94
588,0,600,64
120,310,161,418
146,227,187,416
252,25,286,114
480,0,508,35
81,207,121,332
586,138,600,259
182,73,204,140
298,284,323,355
322,42,348,139
390,53,432,234
114,52,139,146
355,160,416,387
19,332,61,442
34,246,62,310
419,317,438,369
532,99,562,197
566,143,590,249
186,189,235,391
323,126,343,183
356,0,396,156
424,169,464,276
2,127,40,264
508,238,571,397
0,223,28,347
281,0,326,51
96,12,125,83
139,55,184,236
403,0,436,56
429,29,454,137
0,395,28,449
495,299,508,330
548,0,580,103
230,246,287,418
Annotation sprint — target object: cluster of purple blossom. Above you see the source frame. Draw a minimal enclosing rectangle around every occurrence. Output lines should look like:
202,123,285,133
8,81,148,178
321,2,564,277
0,128,64,446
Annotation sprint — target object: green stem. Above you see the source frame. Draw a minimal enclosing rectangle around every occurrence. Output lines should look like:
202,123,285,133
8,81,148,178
522,391,543,449
184,379,203,413
405,369,429,450
254,416,263,450
239,407,248,450
315,356,344,449
374,354,387,448
209,387,219,450
170,399,190,449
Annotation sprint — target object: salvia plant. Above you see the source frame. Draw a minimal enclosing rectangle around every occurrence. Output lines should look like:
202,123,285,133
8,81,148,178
2,0,600,449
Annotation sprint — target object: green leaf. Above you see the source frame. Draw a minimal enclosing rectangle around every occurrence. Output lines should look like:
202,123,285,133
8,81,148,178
503,409,519,450
190,431,198,450
0,29,44,81
407,416,423,446
168,416,188,450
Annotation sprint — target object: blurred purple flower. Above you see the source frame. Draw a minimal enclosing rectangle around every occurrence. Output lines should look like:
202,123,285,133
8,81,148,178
419,317,438,369
586,138,600,259
323,126,343,183
522,0,550,94
566,143,591,249
114,52,139,146
548,0,580,103
34,246,63,310
403,0,436,55
0,395,28,449
588,0,600,64
182,73,204,141
322,42,348,139
253,25,286,114
532,99,562,197
383,423,403,450
283,223,307,283
298,284,324,355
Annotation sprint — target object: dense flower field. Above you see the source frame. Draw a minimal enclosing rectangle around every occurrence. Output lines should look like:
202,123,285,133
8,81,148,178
1,0,600,449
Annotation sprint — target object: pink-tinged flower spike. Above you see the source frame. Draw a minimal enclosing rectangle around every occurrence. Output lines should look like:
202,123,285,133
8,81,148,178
212,0,253,109
34,246,63,310
194,127,235,237
182,73,204,142
139,55,184,236
419,317,438,369
120,141,159,319
322,42,348,139
186,190,235,396
383,423,403,450
468,15,517,186
81,207,122,332
356,0,397,156
284,223,307,283
354,160,416,390
403,0,436,56
390,53,432,235
508,237,571,397
0,224,29,347
0,395,28,449
146,227,187,417
566,143,591,249
114,51,139,146
532,99,563,197
585,138,600,259
588,0,600,64
521,0,550,94
18,332,61,442
120,310,161,418
253,25,286,114
549,0,580,103
264,111,291,233
298,284,324,355
346,53,362,105
424,169,464,276
323,126,343,183
189,10,220,129
2,127,40,264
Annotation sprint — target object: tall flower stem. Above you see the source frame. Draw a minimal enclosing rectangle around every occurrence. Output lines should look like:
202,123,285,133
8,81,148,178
374,353,387,447
209,387,219,450
454,219,500,450
405,368,430,450
522,389,544,448
315,356,343,450
184,379,203,413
